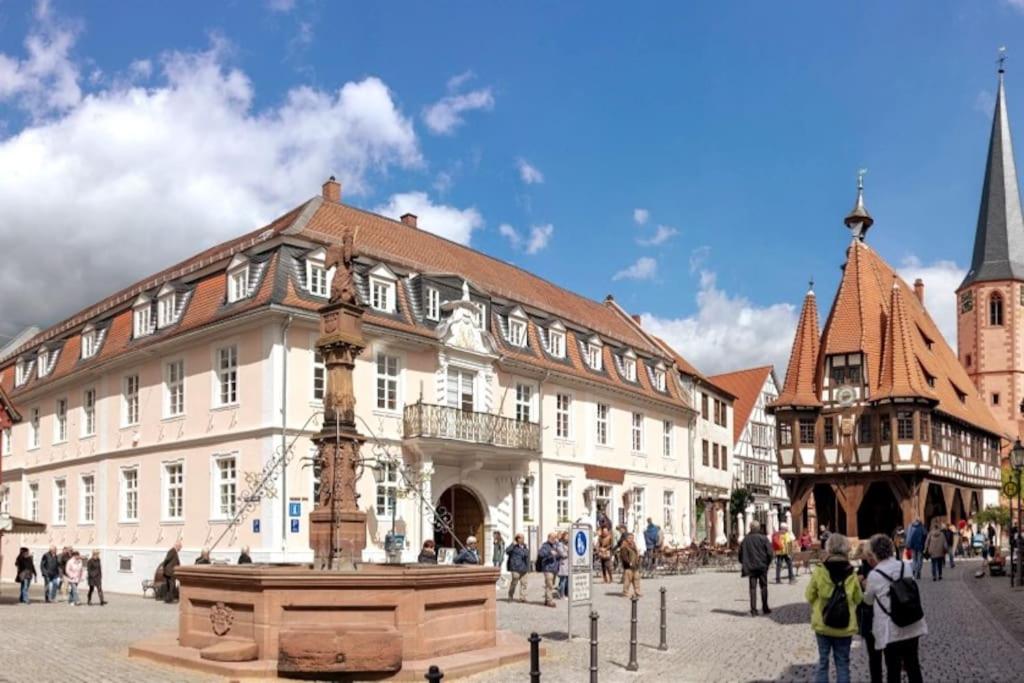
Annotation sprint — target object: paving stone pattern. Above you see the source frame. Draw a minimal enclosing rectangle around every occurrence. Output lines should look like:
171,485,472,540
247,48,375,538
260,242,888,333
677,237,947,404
1,559,1022,682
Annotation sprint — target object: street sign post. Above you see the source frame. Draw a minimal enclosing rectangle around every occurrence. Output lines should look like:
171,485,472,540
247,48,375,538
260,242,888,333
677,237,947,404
568,523,593,640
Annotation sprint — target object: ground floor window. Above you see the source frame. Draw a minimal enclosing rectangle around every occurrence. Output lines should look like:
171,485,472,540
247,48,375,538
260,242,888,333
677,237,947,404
663,490,675,530
522,475,534,521
376,461,398,517
556,479,571,523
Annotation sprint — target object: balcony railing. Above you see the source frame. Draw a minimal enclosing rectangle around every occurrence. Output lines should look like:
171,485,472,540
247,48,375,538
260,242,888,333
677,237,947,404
403,402,541,452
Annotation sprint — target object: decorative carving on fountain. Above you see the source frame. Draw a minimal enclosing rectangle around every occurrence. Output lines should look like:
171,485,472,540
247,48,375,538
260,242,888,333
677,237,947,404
210,602,234,636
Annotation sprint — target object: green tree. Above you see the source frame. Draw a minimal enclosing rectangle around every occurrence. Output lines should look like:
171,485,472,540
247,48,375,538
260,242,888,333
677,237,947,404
729,488,754,522
975,505,1011,528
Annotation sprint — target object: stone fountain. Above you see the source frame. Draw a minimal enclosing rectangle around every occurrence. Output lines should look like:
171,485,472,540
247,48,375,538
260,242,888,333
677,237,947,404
131,230,530,680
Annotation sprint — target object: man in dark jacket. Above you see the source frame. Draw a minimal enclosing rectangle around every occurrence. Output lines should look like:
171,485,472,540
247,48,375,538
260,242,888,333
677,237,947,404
739,520,774,616
905,518,926,579
505,533,531,603
40,546,60,603
538,532,561,607
57,546,71,598
161,540,182,603
238,546,253,564
86,550,106,606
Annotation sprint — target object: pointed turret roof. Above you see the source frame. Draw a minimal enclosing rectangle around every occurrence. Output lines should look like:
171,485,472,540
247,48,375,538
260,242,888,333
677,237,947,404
961,66,1024,288
775,286,822,408
874,280,936,402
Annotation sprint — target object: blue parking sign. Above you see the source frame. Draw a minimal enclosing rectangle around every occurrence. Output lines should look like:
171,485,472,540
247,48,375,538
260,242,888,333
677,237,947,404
289,502,301,517
252,519,261,533
290,518,300,533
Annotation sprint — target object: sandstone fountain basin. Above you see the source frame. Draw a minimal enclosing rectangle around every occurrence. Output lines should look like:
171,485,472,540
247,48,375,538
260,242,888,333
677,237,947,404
129,562,532,680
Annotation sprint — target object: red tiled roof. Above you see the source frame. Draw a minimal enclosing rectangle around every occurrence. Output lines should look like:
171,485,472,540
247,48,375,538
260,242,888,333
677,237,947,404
776,290,822,408
708,366,774,442
649,336,736,401
875,281,935,402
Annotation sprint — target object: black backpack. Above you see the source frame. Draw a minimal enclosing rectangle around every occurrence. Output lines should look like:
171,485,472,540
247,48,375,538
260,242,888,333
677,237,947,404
822,575,850,629
875,562,924,627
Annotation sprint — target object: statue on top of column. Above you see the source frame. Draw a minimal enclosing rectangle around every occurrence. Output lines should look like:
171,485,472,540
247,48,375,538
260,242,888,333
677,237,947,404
326,229,358,306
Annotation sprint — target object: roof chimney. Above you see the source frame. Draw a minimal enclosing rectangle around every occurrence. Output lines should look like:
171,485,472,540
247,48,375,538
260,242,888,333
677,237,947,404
913,278,924,304
631,314,642,325
400,213,418,228
322,176,341,203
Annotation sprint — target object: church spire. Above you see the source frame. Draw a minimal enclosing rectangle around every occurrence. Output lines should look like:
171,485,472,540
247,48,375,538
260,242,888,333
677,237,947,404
844,169,873,241
961,48,1024,288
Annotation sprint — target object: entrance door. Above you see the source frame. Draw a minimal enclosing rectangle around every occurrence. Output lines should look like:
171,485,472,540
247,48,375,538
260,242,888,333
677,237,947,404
435,485,485,552
857,482,900,538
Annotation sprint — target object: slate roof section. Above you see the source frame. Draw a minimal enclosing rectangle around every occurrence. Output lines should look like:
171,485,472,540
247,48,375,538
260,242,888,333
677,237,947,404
708,366,774,443
961,70,1024,288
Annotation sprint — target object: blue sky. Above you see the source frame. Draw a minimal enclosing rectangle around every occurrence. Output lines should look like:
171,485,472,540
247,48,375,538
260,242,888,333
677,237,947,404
1,1,1023,374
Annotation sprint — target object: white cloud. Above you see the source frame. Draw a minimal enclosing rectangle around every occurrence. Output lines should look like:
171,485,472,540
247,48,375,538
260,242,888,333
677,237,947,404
641,270,797,375
422,86,494,135
129,59,152,80
633,208,649,225
0,1,81,117
266,0,297,12
0,13,423,338
374,192,483,244
498,223,554,254
689,245,711,273
1005,0,1024,12
517,158,544,184
447,70,475,92
895,256,965,346
613,256,658,281
637,224,678,246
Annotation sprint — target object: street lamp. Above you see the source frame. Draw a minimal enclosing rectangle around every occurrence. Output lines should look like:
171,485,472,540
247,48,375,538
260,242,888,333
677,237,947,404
1010,439,1024,588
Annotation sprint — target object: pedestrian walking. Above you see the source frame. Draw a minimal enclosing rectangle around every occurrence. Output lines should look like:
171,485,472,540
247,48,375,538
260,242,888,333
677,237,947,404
454,536,480,564
557,531,570,597
15,547,36,604
492,531,506,569
925,521,949,581
644,517,663,570
773,522,796,584
597,526,614,583
505,533,530,602
618,532,642,598
943,525,956,568
856,542,884,683
65,551,84,606
987,523,997,550
806,533,862,683
195,547,212,564
161,540,181,603
863,534,927,683
799,528,813,552
86,550,106,606
57,546,71,598
905,518,926,579
40,545,60,603
238,546,253,564
538,532,561,607
739,520,773,616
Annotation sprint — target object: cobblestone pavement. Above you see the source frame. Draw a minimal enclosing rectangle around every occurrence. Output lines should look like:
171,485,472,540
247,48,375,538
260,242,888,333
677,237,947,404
2,559,1023,682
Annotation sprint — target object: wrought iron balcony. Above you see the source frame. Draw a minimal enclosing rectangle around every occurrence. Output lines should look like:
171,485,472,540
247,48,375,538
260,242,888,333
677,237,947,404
403,402,541,452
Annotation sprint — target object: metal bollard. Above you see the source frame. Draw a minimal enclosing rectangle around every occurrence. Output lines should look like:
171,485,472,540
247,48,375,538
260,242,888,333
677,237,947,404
424,664,444,682
589,611,599,683
529,632,542,682
626,596,639,671
659,586,668,651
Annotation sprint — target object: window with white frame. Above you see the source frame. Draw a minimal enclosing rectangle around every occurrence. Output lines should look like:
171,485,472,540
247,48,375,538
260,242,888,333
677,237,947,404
425,287,441,320
375,461,398,516
623,354,637,382
631,412,644,452
121,468,139,522
163,462,184,521
556,479,571,522
370,277,395,313
547,327,565,358
123,374,140,425
313,350,325,401
307,259,328,297
556,393,572,438
587,342,603,370
508,317,527,347
662,420,673,457
37,349,51,378
632,487,645,526
157,292,177,328
663,490,675,530
15,358,31,386
596,484,612,519
29,407,40,449
213,455,237,519
1,428,10,455
216,345,238,406
82,328,98,359
376,353,400,411
596,403,610,446
54,478,67,524
0,487,8,514
80,475,95,523
446,366,476,412
133,304,153,338
515,383,533,423
82,389,96,437
28,483,39,521
228,265,250,302
165,360,184,417
522,475,534,520
54,398,67,442
654,367,666,391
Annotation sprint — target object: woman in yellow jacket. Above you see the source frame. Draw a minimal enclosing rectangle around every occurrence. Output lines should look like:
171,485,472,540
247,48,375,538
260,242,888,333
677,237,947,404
805,533,863,683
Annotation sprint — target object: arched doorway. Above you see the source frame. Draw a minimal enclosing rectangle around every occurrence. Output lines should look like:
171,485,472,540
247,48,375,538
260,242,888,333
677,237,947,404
813,485,844,536
857,482,900,539
435,485,485,551
923,483,947,528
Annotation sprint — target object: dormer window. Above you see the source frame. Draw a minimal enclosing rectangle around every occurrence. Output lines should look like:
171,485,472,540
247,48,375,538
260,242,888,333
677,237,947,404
586,337,603,371
508,317,528,348
621,350,637,382
306,249,328,297
157,285,178,328
547,326,566,358
425,287,441,320
654,365,667,391
81,326,98,359
827,353,863,386
133,297,154,339
228,262,250,303
15,358,32,387
368,264,397,313
37,349,51,378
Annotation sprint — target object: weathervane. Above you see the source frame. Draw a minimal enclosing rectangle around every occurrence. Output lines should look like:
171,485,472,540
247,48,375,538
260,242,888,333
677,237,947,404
857,168,867,190
999,46,1008,74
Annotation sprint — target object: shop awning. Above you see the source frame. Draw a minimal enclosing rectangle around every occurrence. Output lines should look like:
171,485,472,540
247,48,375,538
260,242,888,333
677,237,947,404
585,464,626,485
0,514,46,534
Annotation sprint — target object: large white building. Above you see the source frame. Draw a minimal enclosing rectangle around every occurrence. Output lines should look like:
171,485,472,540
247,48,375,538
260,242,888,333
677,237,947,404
0,179,727,592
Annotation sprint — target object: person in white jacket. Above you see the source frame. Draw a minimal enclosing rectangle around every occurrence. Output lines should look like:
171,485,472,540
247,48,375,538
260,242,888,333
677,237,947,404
862,534,927,683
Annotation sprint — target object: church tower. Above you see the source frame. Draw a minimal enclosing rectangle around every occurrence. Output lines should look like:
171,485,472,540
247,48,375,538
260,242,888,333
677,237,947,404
957,57,1024,445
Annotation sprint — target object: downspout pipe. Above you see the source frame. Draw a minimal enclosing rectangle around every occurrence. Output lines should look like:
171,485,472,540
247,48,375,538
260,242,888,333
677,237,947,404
281,314,293,560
